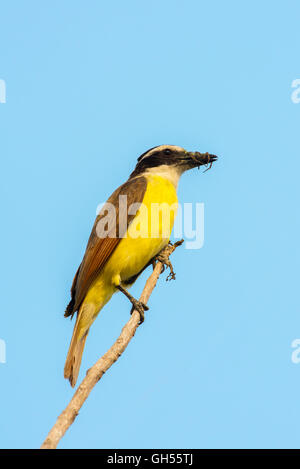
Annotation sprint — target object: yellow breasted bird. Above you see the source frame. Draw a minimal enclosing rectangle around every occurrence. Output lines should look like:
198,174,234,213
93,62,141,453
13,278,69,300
64,145,217,386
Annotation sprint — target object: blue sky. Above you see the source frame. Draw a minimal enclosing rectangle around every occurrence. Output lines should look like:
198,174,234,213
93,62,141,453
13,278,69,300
1,0,300,449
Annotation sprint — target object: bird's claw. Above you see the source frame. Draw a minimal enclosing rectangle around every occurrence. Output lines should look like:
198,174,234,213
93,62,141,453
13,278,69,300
130,300,149,324
154,251,176,281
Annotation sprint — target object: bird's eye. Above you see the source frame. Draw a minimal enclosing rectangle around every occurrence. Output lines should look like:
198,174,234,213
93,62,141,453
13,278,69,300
164,149,172,155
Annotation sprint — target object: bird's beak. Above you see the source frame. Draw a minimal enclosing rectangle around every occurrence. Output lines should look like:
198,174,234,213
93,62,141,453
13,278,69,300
187,151,218,168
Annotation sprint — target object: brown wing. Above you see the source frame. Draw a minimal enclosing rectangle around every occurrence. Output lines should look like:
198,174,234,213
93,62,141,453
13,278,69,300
65,176,147,318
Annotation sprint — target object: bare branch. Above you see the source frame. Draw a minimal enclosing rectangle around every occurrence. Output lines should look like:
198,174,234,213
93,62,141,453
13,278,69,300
40,240,184,449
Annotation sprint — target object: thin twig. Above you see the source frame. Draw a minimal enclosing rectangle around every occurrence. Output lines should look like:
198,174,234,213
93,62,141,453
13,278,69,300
40,239,184,449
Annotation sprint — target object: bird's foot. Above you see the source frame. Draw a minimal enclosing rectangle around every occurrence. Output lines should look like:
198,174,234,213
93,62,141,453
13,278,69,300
130,300,149,324
154,248,176,281
116,284,149,324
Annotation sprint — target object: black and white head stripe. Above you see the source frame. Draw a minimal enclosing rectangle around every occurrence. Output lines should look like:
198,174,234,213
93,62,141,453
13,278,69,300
137,145,185,162
130,145,187,178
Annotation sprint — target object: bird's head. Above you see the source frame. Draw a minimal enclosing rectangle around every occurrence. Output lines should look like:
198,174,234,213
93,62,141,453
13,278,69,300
130,145,218,182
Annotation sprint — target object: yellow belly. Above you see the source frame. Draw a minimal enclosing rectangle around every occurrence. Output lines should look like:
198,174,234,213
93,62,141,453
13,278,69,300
84,174,178,311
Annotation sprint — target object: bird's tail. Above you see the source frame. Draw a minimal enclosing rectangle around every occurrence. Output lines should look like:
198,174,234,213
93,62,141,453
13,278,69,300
64,303,95,387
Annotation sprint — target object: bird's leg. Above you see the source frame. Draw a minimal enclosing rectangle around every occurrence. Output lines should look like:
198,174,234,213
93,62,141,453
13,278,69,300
116,284,149,324
153,242,176,281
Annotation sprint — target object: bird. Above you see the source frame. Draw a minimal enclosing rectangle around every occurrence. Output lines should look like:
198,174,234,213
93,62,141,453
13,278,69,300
64,145,217,386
